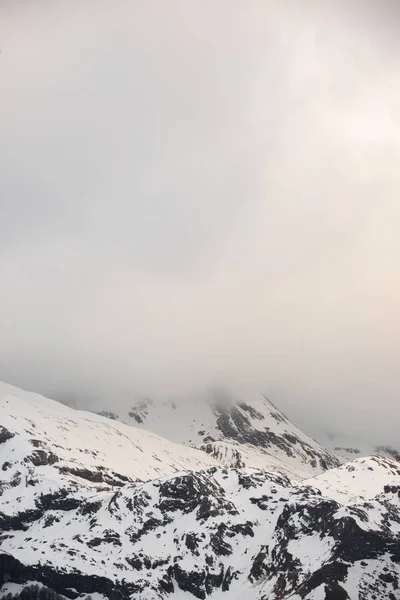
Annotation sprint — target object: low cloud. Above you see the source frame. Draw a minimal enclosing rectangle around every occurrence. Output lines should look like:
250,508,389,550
0,1,399,445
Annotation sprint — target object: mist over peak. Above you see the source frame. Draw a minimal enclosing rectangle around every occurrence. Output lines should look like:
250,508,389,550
1,0,399,446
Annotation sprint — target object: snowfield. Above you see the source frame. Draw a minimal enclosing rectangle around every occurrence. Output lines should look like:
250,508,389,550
0,381,219,491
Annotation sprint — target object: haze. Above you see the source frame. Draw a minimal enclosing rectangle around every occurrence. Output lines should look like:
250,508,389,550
1,1,399,445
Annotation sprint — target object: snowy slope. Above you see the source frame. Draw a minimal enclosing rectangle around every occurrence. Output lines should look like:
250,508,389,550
103,394,339,478
0,381,219,499
306,455,400,503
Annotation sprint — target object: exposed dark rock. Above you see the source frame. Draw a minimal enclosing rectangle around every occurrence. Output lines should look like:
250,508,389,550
249,546,269,582
97,411,118,420
0,553,130,600
210,526,233,557
0,426,14,444
172,564,206,600
211,403,339,471
79,500,102,516
378,446,400,462
87,530,121,548
128,516,164,543
27,448,59,467
185,532,200,554
324,582,350,600
0,583,68,600
0,508,44,531
36,491,80,512
58,466,130,487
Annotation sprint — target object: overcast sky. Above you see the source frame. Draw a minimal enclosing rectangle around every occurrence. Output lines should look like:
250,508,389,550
1,1,399,444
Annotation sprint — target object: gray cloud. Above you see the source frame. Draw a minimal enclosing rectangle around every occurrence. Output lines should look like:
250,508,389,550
0,1,399,445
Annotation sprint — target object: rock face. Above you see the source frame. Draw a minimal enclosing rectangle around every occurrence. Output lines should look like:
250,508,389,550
1,384,400,600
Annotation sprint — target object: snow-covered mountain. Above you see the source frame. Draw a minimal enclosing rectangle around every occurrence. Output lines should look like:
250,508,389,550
0,382,219,493
105,392,400,470
100,393,339,479
1,383,400,600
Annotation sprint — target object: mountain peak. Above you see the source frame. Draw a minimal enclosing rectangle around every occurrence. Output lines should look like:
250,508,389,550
106,393,339,479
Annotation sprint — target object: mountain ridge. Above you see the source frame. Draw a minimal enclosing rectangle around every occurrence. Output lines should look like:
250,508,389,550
102,393,339,479
98,391,400,470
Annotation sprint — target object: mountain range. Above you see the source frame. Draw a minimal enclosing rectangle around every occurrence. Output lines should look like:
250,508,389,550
1,382,400,600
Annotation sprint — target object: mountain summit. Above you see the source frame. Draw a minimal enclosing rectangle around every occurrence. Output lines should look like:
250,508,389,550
103,392,339,478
